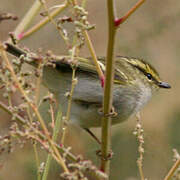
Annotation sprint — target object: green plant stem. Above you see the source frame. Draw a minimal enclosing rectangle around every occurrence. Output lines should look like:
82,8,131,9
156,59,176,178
35,63,42,105
115,0,145,27
83,31,104,85
21,2,68,40
81,0,87,7
61,58,77,144
27,105,41,180
31,62,42,180
164,158,180,180
0,101,26,124
7,0,42,42
41,0,70,46
34,143,41,180
71,0,104,85
42,105,63,180
101,0,146,176
100,0,116,176
135,113,145,180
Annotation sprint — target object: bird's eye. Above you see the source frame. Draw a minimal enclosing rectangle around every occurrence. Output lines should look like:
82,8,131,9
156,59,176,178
146,73,152,80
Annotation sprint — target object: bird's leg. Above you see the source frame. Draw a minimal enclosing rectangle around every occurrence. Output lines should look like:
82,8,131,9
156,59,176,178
98,106,117,117
83,128,101,145
83,128,114,160
96,149,114,160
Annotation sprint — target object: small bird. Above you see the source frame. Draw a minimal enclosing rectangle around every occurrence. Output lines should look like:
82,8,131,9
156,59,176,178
42,56,171,129
5,43,171,137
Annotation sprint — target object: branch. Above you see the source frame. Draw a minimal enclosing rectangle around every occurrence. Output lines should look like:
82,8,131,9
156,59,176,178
164,158,180,180
0,12,18,23
100,0,116,175
42,104,63,180
20,2,68,40
101,0,146,177
83,31,105,87
0,101,26,124
71,0,105,87
7,0,43,42
61,46,77,144
134,113,145,180
114,0,145,27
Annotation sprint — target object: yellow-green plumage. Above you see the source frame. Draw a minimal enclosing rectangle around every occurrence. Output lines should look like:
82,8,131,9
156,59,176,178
43,56,170,128
4,43,171,128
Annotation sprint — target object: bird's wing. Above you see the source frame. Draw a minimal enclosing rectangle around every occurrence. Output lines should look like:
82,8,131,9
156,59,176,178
52,56,128,85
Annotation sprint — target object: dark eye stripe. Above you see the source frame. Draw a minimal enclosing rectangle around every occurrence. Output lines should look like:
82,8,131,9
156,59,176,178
125,61,161,84
133,65,157,82
133,65,148,76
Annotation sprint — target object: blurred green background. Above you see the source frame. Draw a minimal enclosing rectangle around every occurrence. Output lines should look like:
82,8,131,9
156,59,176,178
1,0,180,179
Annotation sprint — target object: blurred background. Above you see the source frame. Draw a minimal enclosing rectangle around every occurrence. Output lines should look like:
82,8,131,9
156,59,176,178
0,0,180,179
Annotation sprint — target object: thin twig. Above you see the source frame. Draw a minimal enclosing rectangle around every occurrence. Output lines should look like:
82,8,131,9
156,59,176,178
83,31,105,87
0,101,26,124
35,62,43,106
81,0,87,8
27,99,41,180
164,158,180,180
27,133,65,167
134,113,145,180
41,0,70,46
48,93,56,128
20,2,68,40
114,0,145,27
61,47,77,144
34,143,41,180
71,0,105,87
0,12,18,22
7,0,43,43
42,105,63,180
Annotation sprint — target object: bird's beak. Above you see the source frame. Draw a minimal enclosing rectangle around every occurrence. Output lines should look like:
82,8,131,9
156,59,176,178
158,81,171,89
